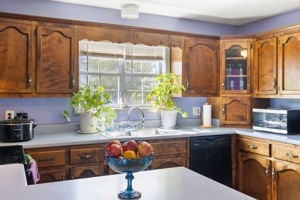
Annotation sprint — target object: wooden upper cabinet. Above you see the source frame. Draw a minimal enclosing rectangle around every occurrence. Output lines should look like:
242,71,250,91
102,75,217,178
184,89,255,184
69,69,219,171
254,36,278,96
36,25,75,94
183,37,219,96
134,31,169,46
221,96,252,125
278,32,300,95
220,39,252,94
0,20,34,94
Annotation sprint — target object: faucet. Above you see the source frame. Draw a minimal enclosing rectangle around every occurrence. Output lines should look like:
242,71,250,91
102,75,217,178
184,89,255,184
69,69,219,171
127,107,145,130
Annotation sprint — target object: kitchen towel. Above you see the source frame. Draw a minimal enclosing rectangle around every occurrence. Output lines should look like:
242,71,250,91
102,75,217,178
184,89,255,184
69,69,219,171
202,103,212,127
25,154,40,184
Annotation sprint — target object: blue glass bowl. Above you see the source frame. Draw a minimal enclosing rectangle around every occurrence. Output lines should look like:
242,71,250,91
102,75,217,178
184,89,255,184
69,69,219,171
106,155,153,173
106,155,153,199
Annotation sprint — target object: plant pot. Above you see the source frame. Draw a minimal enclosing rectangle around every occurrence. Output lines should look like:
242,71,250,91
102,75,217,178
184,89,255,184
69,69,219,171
160,110,178,129
79,113,98,133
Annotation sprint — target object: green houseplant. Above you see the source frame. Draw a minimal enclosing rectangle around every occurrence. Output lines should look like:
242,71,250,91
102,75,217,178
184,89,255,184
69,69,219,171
71,86,116,133
146,73,188,128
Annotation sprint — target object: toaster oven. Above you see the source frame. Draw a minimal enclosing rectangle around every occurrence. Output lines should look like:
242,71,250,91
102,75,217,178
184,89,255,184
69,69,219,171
252,108,300,134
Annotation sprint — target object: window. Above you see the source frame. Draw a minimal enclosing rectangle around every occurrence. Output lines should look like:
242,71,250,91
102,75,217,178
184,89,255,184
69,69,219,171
79,40,170,107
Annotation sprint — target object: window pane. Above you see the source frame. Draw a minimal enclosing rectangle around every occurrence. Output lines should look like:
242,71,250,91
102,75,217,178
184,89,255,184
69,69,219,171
87,56,99,72
98,58,121,73
127,91,143,106
79,55,88,72
100,76,119,90
87,75,100,86
125,76,142,90
143,77,156,90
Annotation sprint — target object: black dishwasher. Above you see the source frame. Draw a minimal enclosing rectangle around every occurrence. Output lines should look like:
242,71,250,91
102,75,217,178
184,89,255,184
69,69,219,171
189,135,232,187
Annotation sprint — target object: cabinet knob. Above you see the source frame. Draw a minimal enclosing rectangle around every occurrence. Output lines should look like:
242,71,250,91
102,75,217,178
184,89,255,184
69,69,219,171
222,80,225,89
286,152,299,159
186,81,190,89
272,78,277,90
222,106,226,114
265,166,270,175
28,74,32,88
80,153,94,159
248,145,257,149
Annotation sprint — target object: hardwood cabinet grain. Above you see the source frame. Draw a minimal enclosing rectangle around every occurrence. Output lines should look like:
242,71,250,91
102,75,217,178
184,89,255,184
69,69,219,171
36,25,75,94
253,36,278,96
183,36,219,96
0,20,34,94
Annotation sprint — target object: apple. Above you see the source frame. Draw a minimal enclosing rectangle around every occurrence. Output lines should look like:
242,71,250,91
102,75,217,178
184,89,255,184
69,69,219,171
107,143,123,157
122,140,138,152
106,140,121,149
137,141,153,157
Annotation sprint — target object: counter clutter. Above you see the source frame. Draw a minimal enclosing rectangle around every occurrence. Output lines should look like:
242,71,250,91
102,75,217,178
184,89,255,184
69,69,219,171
0,165,255,200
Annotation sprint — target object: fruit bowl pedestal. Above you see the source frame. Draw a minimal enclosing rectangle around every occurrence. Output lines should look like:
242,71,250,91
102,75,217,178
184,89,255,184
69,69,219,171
106,155,152,199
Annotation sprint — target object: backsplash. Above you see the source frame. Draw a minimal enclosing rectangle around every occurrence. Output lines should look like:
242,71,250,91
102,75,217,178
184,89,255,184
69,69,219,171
0,97,206,125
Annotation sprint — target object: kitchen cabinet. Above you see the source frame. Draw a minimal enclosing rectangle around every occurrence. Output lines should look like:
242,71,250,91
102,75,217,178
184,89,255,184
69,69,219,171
220,38,252,94
237,136,271,200
221,96,252,125
253,35,278,97
134,31,169,46
0,19,34,95
183,36,219,96
149,138,188,169
69,145,105,179
277,31,300,96
236,136,300,200
36,24,76,94
25,147,67,183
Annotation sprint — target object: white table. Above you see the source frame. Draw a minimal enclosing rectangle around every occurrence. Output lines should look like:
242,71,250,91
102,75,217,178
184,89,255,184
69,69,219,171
0,166,255,200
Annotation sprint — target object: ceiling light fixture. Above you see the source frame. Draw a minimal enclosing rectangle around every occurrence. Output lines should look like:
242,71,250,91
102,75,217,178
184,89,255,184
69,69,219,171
121,4,139,19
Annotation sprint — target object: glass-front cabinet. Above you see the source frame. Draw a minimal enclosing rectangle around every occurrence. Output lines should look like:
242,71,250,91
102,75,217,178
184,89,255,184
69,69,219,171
220,39,252,94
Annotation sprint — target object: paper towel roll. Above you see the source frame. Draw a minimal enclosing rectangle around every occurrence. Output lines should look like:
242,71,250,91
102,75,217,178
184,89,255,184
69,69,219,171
202,103,212,127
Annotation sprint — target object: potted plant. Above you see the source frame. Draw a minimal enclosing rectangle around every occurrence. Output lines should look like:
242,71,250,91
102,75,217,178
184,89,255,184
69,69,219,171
146,73,188,128
71,86,116,133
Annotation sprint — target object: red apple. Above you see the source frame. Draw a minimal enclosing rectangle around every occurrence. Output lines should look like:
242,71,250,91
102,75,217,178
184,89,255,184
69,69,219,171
137,141,153,157
122,140,138,152
107,143,123,158
106,140,121,150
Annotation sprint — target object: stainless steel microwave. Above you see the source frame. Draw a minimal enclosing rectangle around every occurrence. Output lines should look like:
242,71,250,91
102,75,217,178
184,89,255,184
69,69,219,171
252,108,300,134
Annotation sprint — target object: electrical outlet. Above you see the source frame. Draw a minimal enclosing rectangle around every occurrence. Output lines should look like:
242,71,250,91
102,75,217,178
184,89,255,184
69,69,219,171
5,110,15,120
192,107,201,116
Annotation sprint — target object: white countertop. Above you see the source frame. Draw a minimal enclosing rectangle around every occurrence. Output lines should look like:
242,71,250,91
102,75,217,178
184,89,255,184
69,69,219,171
0,166,255,200
0,163,27,193
1,124,300,148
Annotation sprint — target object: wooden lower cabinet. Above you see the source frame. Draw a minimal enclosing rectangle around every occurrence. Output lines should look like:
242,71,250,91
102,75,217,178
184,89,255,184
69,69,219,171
70,164,104,179
238,152,271,200
39,168,66,183
272,159,300,200
151,154,186,169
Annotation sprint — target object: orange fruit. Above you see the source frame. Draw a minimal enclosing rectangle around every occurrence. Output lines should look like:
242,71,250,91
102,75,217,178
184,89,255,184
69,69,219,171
123,150,137,159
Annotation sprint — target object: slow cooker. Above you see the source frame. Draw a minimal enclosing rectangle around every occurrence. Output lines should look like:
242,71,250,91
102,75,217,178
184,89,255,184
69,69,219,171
0,119,37,142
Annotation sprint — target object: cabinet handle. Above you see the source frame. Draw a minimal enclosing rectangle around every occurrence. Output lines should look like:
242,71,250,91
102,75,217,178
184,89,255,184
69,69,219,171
222,106,226,114
80,153,94,159
71,76,75,88
62,176,65,181
286,152,299,159
186,81,190,89
271,167,275,176
248,145,258,149
28,74,32,88
265,166,270,176
222,80,225,89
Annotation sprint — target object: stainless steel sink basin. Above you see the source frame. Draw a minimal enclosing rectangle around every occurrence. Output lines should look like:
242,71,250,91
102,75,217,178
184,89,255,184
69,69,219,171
100,128,157,138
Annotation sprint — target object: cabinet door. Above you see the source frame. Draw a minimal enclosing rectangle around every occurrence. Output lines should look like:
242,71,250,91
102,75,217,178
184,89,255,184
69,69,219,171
70,165,104,179
0,20,34,94
254,37,278,96
39,168,66,183
36,25,75,94
220,39,252,94
221,96,252,125
183,37,219,96
151,154,186,169
278,32,300,95
272,160,300,200
134,31,169,46
238,152,271,200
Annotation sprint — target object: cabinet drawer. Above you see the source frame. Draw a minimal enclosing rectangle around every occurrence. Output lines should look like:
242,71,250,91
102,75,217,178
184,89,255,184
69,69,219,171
238,137,270,156
272,144,300,164
70,148,104,165
69,164,104,179
28,150,66,167
39,168,66,183
151,139,187,156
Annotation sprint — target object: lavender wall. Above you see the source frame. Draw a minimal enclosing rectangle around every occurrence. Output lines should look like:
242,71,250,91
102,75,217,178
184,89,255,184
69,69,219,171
1,0,300,124
237,8,300,34
0,0,236,36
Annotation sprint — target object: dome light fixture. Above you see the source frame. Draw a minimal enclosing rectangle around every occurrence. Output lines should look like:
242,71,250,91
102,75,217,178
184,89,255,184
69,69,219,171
121,4,139,19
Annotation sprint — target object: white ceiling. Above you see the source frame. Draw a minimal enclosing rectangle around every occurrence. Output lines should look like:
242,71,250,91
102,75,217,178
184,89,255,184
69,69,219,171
51,0,300,25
